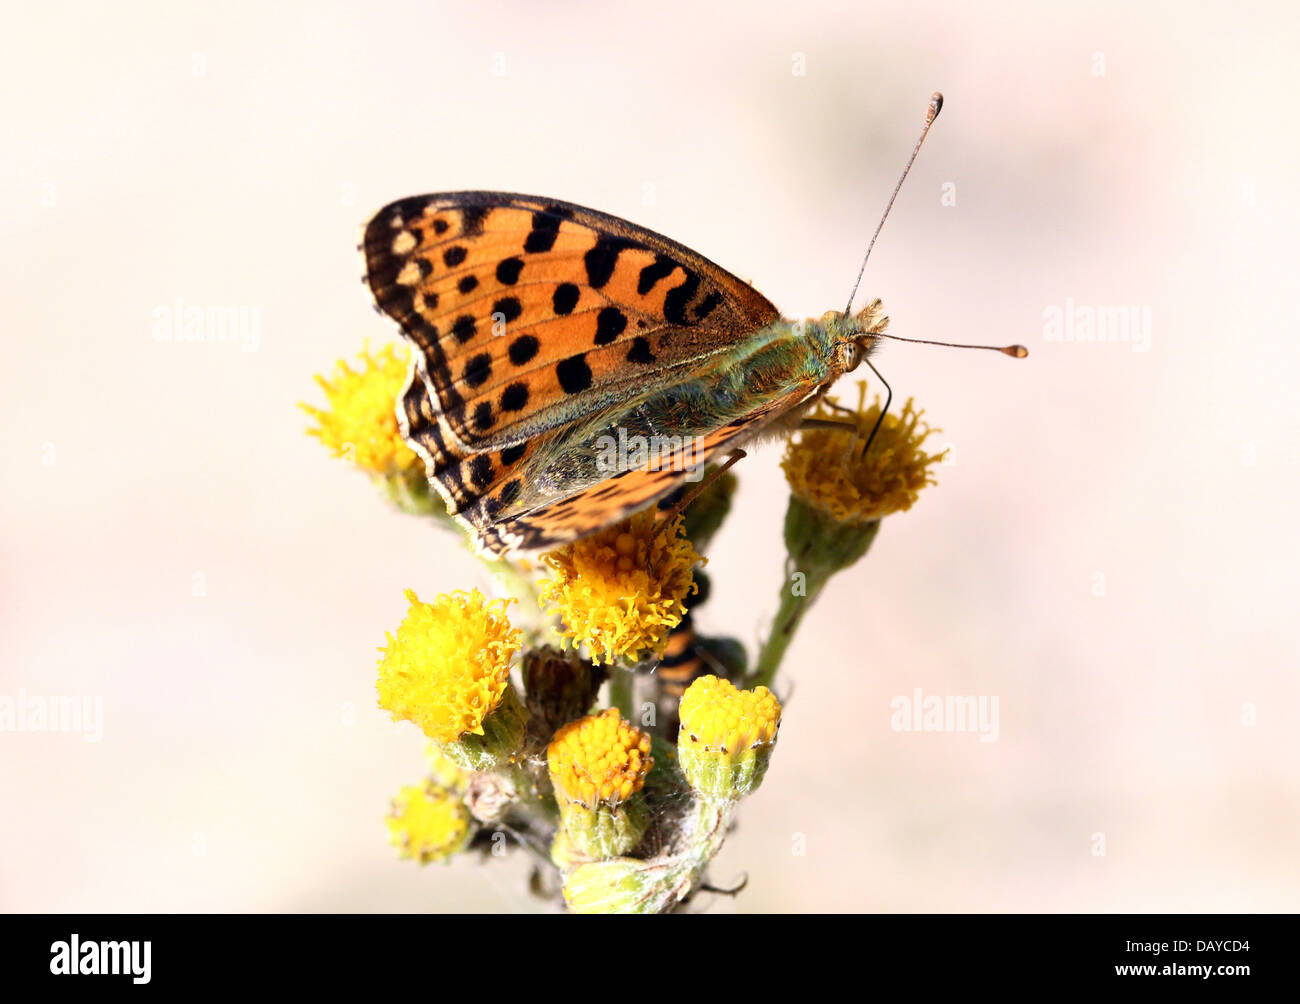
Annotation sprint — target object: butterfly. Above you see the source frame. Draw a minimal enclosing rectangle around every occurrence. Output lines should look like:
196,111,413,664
360,95,1022,558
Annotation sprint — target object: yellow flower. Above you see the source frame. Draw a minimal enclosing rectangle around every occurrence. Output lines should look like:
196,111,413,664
678,675,782,800
376,589,522,743
679,675,781,751
782,382,946,523
386,781,472,864
548,708,654,808
548,708,654,859
302,342,420,477
538,510,701,666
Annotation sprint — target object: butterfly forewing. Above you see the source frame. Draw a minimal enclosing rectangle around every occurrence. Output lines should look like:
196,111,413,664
364,191,786,555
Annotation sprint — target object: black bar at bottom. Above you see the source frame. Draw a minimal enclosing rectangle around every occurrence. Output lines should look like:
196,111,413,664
0,913,1281,989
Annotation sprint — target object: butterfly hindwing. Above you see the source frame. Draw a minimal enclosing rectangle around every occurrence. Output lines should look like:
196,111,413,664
473,421,761,556
399,366,817,555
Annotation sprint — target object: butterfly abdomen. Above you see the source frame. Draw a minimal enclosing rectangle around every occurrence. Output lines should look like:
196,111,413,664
651,571,749,735
656,615,702,703
603,322,836,438
653,573,711,719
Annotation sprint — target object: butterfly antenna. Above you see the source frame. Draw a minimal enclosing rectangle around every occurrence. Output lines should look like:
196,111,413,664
872,331,1029,357
843,91,944,317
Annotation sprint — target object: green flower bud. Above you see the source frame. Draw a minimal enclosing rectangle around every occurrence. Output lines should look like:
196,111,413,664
562,857,690,914
522,646,607,738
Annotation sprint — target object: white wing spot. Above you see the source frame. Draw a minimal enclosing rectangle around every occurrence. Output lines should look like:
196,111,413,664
391,231,417,255
396,260,423,286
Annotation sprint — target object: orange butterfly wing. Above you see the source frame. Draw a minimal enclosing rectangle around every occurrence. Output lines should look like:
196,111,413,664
363,192,786,554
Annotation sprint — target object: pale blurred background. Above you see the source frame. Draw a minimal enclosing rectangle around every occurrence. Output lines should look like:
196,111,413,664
3,0,1297,912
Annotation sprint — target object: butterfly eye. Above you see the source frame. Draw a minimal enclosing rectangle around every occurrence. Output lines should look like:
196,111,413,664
839,341,864,372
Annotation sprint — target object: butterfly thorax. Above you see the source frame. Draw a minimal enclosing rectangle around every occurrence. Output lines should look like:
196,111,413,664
741,297,890,407
663,297,888,442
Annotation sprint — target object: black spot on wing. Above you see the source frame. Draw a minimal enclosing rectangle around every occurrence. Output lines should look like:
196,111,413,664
694,290,722,322
493,297,522,323
460,205,490,237
627,336,656,364
556,354,593,394
500,382,528,412
452,315,477,342
524,208,568,253
508,335,539,365
463,353,492,387
663,271,701,325
499,479,522,506
594,307,627,345
552,283,580,315
637,254,677,295
496,257,524,284
470,454,494,489
584,237,637,289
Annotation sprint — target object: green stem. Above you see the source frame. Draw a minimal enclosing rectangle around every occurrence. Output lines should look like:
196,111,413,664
608,668,635,721
656,794,737,910
482,557,540,613
685,796,733,867
504,759,559,825
750,567,832,691
749,499,881,691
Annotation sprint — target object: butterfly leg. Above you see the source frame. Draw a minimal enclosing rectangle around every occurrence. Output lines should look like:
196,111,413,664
821,399,861,421
797,362,893,459
796,418,867,467
797,417,861,433
655,448,747,529
648,448,748,573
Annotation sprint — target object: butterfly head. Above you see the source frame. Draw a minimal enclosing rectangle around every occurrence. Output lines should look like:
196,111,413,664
819,298,890,375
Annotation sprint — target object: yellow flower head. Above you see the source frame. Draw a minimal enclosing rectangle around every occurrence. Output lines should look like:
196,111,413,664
782,382,947,523
678,676,782,800
548,708,654,809
386,781,471,864
302,341,420,476
679,675,782,753
538,510,701,666
377,589,522,743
